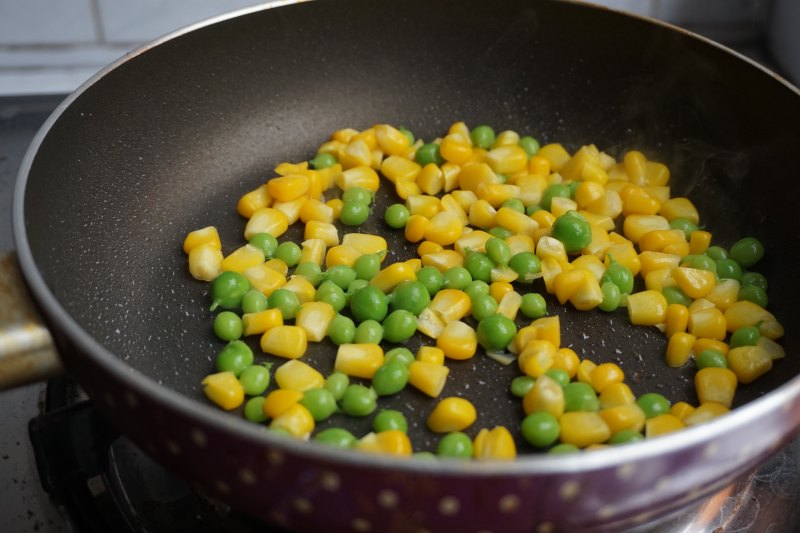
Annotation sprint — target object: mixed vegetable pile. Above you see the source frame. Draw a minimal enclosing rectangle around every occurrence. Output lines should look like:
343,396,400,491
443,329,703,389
183,121,784,459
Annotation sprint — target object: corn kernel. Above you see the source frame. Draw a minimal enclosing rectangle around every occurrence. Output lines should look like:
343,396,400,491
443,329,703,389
270,403,314,439
408,361,450,397
416,346,445,365
260,326,308,359
645,414,685,437
202,372,244,410
356,430,412,456
727,345,773,384
695,367,737,407
188,243,223,281
523,374,565,417
262,389,303,418
427,397,477,433
237,185,272,218
221,244,265,273
559,412,610,448
334,343,384,379
242,308,283,336
473,426,516,460
666,332,696,367
627,290,668,326
274,359,325,391
437,320,478,360
244,207,289,240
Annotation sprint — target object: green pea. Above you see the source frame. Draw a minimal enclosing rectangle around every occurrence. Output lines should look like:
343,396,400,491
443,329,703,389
520,293,547,319
294,262,324,287
241,289,268,314
669,218,698,239
518,136,540,157
696,349,728,369
521,412,560,448
689,254,716,274
602,257,634,294
300,388,338,421
662,286,692,307
464,252,493,283
239,364,271,396
350,285,389,322
464,280,491,301
501,198,525,213
215,340,254,376
541,183,571,211
563,382,599,412
415,143,444,166
382,310,417,343
354,319,384,344
372,361,410,396
373,409,408,433
598,281,621,312
730,325,760,348
416,266,445,296
413,451,437,461
551,211,591,253
244,396,267,423
548,443,580,455
477,314,517,350
510,375,535,398
213,311,243,341
324,371,350,401
470,125,496,150
526,205,542,216
544,368,570,388
488,226,513,240
729,237,764,269
509,252,541,283
340,385,377,417
340,201,370,226
608,429,645,445
391,281,431,316
384,347,415,367
399,126,414,145
354,253,382,280
316,280,347,312
309,152,337,169
342,186,372,205
326,265,357,289
248,233,279,259
268,288,300,320
471,293,498,321
328,314,356,345
443,267,472,290
314,427,357,448
384,203,410,229
715,258,742,281
275,241,301,267
739,285,768,308
636,392,671,419
436,432,474,459
346,278,370,296
566,181,580,198
740,272,768,291
485,237,512,266
209,271,251,311
706,245,728,261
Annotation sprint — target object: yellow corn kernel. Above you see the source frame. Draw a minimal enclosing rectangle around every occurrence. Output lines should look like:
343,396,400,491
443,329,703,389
406,195,440,219
282,275,315,304
659,197,699,224
494,206,538,238
704,279,740,311
416,346,445,365
459,162,500,193
513,324,537,354
267,174,309,203
491,129,518,147
554,269,603,311
274,359,325,392
485,144,527,175
627,290,668,326
242,263,286,296
340,235,386,258
599,404,646,434
530,209,556,230
559,145,600,181
260,326,308,359
672,267,716,299
295,301,336,342
694,338,729,357
582,161,609,185
604,242,641,277
299,239,325,267
638,230,686,254
436,320,478,360
645,414,685,438
299,198,335,225
454,230,492,255
183,226,221,254
666,332,696,367
598,382,635,409
539,256,565,293
683,402,729,426
188,243,223,281
486,281,512,304
622,214,670,244
381,154,421,183
325,244,360,268
356,430,413,456
695,367,737,408
242,308,283,336
439,132,473,164
318,139,345,156
427,397,477,433
404,214,430,243
429,289,471,324
416,307,446,339
518,339,556,378
221,244,265,274
522,374,565,416
237,184,272,218
467,199,497,229
552,347,580,377
338,138,372,169
644,268,676,292
331,127,358,143
559,412,611,448
532,315,561,348
528,154,551,175
517,174,547,206
622,150,647,185
446,189,475,213
262,388,303,418
201,372,244,410
395,179,422,200
337,165,381,192
670,402,695,421
423,211,464,246
270,403,314,439
369,262,416,294
688,230,712,255
506,234,535,256
536,236,568,264
688,298,715,313
585,189,623,219
583,226,612,259
550,197,579,219
724,300,783,338
301,221,338,248
758,336,785,360
665,303,690,338
727,345,773,384
638,251,681,278
334,343,384,379
244,207,289,240
496,290,523,321
316,163,342,191
571,254,605,281
476,182,521,208
405,257,423,273
575,181,605,209
536,143,570,171
420,250,463,273
412,163,443,195
473,426,517,460
272,196,308,225
374,124,411,156
643,161,670,186
439,194,468,223
590,362,624,393
622,189,661,217
408,360,450,397
417,240,444,257
576,358,597,384
688,307,727,341
326,198,344,218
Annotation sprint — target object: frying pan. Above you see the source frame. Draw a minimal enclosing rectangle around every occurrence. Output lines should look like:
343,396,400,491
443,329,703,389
5,0,800,530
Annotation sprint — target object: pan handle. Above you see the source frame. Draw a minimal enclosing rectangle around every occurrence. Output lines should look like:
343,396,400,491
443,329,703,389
0,252,63,390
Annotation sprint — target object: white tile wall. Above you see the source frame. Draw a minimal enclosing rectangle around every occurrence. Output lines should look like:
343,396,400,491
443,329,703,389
0,0,97,45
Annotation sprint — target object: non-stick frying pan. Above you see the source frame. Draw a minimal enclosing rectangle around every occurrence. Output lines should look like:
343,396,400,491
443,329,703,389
6,0,800,531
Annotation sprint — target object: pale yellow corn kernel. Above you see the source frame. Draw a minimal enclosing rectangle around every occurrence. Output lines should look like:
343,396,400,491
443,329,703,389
356,430,413,456
682,402,729,427
416,346,445,365
485,144,527,175
688,307,727,341
536,236,568,264
638,230,686,254
417,240,443,257
528,154,551,175
495,206,539,238
659,197,699,224
489,129,517,147
550,197,579,218
490,265,519,284
622,150,647,185
439,132,473,164
583,226,612,259
590,362,625,393
559,145,600,181
244,207,289,240
644,268,677,292
351,128,377,149
622,214,670,244
496,290,523,321
530,208,556,229
644,161,670,186
221,244,265,274
727,345,773,384
416,307,446,339
574,181,605,209
694,338,730,356
688,298,716,313
645,413,685,437
688,230,712,254
604,242,641,277
429,289,471,324
437,162,458,193
570,254,605,281
553,269,589,305
627,290,668,326
622,190,661,217
665,332,696,367
243,263,287,296
272,196,308,225
505,234,535,256
598,382,636,409
334,343,384,379
582,161,609,185
559,412,611,448
404,258,422,272
269,403,315,439
704,279,740,311
513,324,537,354
757,336,785,360
183,226,222,255
604,163,627,182
274,359,325,392
294,301,335,342
303,169,324,200
576,359,597,384
421,250,464,272
458,162,500,193
534,143,568,171
468,199,498,229
665,303,690,338
337,165,380,192
662,241,691,257
670,402,695,421
188,243,223,281
473,426,517,460
299,239,326,267
302,221,337,248
262,388,303,419
299,198,335,225
323,198,342,218
694,367,737,408
539,256,566,294
642,185,670,203
517,174,548,206
427,397,477,433
260,326,308,359
318,139,345,156
454,230,492,255
267,174,309,203
424,211,464,246
408,360,450,397
436,320,478,360
370,262,417,293
374,124,410,156
585,190,623,219
638,251,681,278
403,215,430,243
724,301,783,339
599,404,646,434
341,234,387,257
523,374,565,417
487,281,512,304
672,266,716,299
518,339,556,378
242,308,283,336
282,275,316,304
237,185,272,218
476,182,521,208
331,128,358,143
202,372,245,411
381,154,421,183
394,179,421,200
412,163,443,195
552,347,579,377
338,138,372,169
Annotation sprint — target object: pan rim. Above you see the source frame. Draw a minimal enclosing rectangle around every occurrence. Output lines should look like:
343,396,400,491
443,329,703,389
11,0,800,477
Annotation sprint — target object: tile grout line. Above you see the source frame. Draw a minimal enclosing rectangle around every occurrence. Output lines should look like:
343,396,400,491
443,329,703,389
88,0,106,45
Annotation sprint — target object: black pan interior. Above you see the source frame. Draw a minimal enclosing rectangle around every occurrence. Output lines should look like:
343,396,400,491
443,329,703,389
20,0,800,452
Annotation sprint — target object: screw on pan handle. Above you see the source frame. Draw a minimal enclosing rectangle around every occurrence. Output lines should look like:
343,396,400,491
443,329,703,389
0,252,63,389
